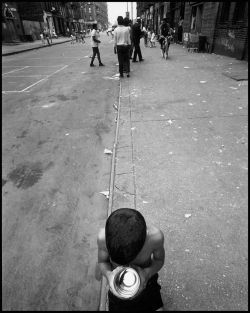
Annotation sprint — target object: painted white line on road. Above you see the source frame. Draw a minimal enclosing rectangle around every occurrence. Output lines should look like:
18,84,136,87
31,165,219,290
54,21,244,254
2,90,30,93
2,65,31,67
2,65,65,67
16,57,83,59
46,64,68,78
20,65,68,92
20,78,47,92
3,75,49,78
5,74,48,78
2,66,29,75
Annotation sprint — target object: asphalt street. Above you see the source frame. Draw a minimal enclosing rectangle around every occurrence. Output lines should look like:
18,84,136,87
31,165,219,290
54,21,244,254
2,34,120,310
2,33,248,311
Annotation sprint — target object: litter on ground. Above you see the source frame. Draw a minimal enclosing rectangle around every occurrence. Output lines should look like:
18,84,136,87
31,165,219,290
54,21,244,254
104,148,112,155
99,191,109,199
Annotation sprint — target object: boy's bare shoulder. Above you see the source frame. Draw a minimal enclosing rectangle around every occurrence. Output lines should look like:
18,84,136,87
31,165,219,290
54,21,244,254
97,227,107,249
147,224,164,246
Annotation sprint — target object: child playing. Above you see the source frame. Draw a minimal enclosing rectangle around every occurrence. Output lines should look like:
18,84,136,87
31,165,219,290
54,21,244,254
147,29,152,47
150,30,156,47
97,208,165,311
40,32,45,45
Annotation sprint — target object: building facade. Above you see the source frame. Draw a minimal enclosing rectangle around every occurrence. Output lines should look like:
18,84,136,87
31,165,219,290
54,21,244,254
83,1,108,30
95,2,108,30
2,2,24,42
2,2,108,42
137,1,248,60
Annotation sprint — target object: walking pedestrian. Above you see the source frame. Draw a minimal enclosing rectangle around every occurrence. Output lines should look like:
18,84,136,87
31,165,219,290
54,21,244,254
123,17,132,74
147,28,152,47
70,29,75,44
90,23,104,67
128,19,134,59
132,18,144,62
142,25,148,47
43,28,51,46
114,16,131,78
177,16,184,44
151,30,156,47
80,30,85,43
40,31,45,45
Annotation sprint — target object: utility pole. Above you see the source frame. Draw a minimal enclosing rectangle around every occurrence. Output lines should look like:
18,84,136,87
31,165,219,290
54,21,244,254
131,2,133,21
126,2,129,19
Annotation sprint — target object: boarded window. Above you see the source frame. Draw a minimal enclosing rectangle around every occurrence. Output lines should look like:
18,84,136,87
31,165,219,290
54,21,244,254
233,2,246,21
220,2,231,22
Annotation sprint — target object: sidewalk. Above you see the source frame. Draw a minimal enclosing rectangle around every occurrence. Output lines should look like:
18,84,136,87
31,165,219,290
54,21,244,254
2,36,72,56
100,44,248,310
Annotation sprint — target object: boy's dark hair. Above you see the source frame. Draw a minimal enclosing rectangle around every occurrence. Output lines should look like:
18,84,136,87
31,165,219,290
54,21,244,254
105,208,147,265
117,16,124,25
123,17,129,26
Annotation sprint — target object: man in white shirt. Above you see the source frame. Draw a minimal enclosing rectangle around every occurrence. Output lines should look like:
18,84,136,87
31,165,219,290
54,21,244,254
113,16,131,78
90,23,104,67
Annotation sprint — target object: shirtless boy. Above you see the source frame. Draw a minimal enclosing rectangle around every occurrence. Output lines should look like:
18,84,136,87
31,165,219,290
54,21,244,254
97,208,165,311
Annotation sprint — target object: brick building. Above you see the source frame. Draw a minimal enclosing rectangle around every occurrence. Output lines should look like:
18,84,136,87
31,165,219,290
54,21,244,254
95,2,108,30
2,2,23,42
2,2,108,42
137,1,248,60
83,1,108,31
212,2,248,60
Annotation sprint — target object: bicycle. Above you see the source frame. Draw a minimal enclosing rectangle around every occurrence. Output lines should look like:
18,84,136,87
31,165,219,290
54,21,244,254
160,35,172,59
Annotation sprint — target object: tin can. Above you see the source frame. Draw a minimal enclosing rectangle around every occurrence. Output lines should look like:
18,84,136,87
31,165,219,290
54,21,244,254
112,267,140,299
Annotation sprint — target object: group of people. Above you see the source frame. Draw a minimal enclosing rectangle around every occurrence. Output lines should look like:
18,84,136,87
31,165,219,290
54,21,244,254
40,28,52,46
89,16,143,75
142,27,156,48
70,29,86,44
89,17,176,77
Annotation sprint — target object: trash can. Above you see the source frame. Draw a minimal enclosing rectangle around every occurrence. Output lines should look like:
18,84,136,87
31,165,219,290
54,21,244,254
199,35,207,52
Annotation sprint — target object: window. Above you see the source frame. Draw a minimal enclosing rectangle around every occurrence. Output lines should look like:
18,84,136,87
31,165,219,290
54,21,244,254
190,6,197,31
190,4,203,33
220,2,231,22
89,16,92,20
89,7,91,13
233,2,246,21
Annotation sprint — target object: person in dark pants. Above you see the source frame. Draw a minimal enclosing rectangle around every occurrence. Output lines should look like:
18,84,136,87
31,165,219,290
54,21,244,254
123,17,132,74
132,18,144,62
90,23,104,67
177,17,184,44
114,16,131,78
128,19,134,59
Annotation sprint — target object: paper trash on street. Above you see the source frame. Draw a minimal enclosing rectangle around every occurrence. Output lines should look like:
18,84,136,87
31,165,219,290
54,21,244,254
99,191,109,199
200,81,207,83
104,148,112,155
185,213,192,218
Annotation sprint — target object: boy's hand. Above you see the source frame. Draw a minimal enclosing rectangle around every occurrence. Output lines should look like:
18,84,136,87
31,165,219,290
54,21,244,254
107,266,124,298
131,265,150,294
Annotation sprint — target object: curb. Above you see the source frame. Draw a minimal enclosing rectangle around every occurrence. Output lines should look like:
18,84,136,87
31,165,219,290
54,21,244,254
98,81,122,311
2,39,71,56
